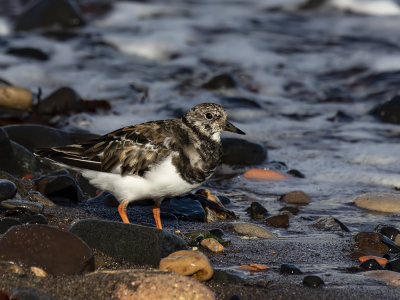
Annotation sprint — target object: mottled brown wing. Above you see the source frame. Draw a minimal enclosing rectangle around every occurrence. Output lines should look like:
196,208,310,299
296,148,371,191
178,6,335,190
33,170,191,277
35,121,178,176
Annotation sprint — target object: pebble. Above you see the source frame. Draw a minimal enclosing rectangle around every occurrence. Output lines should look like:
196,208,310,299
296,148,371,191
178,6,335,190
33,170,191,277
10,287,55,300
31,266,48,277
0,199,43,213
353,192,400,213
365,270,400,286
231,222,276,239
247,201,268,219
265,215,289,228
360,259,384,271
221,138,267,166
200,238,225,253
114,273,215,300
303,275,324,287
280,264,303,275
0,218,21,234
0,179,17,201
15,0,85,31
70,219,187,266
159,250,214,281
280,190,311,205
378,226,400,241
312,216,349,232
0,224,94,275
0,86,32,110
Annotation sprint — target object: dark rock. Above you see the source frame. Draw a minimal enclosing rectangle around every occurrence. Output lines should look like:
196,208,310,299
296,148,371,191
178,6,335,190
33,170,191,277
265,214,289,228
303,275,325,287
201,74,236,90
15,0,85,31
162,197,205,221
346,266,363,273
221,138,267,166
35,173,83,205
0,179,17,201
10,286,55,300
212,269,244,284
279,191,310,205
220,96,262,109
378,226,400,241
69,219,188,266
216,195,231,205
19,213,48,225
381,235,400,253
312,216,349,232
357,239,389,256
0,200,43,214
279,206,300,215
280,264,303,275
0,218,21,234
0,128,38,177
287,169,305,178
0,224,94,275
3,124,74,151
247,201,268,219
386,258,400,272
327,110,353,123
354,232,382,243
371,95,400,124
38,87,81,115
360,259,384,271
209,228,225,239
6,47,49,61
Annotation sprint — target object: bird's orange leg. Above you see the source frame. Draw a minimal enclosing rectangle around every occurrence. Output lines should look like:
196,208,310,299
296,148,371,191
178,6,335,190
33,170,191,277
118,200,130,223
152,202,162,230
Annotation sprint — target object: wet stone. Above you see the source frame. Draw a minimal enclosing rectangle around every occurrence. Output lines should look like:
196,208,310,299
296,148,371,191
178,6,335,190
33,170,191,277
280,264,303,275
312,216,349,232
378,226,400,241
353,192,400,213
360,259,384,271
10,287,55,300
221,138,267,166
159,250,214,281
265,214,289,228
0,179,17,201
357,239,389,256
70,219,188,266
201,238,225,253
0,224,94,275
303,275,325,287
0,200,43,214
247,201,268,219
381,235,400,253
209,228,225,239
354,232,382,243
280,190,311,205
0,218,21,234
386,258,400,272
19,213,48,225
279,206,300,215
231,222,276,239
287,169,305,178
162,197,205,221
37,87,81,115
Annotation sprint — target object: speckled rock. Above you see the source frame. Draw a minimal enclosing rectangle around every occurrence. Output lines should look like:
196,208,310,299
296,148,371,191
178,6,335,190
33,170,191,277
353,193,400,213
200,238,224,253
0,224,94,275
159,250,214,281
70,219,188,266
231,222,276,238
280,190,311,205
0,179,17,201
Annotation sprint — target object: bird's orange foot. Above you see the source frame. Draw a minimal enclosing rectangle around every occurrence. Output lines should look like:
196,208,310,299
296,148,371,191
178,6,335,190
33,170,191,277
118,201,130,223
152,204,162,230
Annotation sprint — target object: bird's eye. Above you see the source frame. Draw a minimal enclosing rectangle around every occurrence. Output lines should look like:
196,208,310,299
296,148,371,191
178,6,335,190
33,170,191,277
205,113,213,120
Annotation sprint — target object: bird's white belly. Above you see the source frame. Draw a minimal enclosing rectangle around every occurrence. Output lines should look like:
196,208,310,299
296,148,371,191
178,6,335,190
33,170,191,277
81,156,199,202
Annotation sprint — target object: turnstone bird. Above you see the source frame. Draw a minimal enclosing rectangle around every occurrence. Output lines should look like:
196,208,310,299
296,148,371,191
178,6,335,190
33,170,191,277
34,103,245,229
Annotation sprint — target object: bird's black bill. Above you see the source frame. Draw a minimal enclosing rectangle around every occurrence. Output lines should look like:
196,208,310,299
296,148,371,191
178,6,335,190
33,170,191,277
224,121,245,135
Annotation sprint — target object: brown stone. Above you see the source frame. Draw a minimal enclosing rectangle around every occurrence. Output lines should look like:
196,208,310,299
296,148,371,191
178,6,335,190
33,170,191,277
265,215,289,228
200,238,224,253
357,239,389,256
354,232,382,242
0,224,94,275
280,191,311,205
159,250,213,281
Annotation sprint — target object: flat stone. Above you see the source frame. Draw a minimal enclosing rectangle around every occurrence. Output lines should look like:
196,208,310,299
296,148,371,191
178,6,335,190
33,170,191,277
0,224,94,275
201,238,225,253
353,193,400,213
365,270,400,286
0,179,17,201
280,191,311,205
159,250,214,281
0,199,44,213
69,219,188,266
231,222,276,238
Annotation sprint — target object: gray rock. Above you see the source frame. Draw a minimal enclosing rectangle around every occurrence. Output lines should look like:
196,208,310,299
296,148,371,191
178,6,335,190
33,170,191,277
221,138,267,166
231,222,276,238
0,199,44,213
0,179,17,201
70,219,188,266
0,224,94,275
